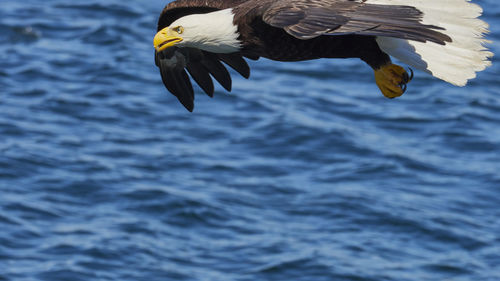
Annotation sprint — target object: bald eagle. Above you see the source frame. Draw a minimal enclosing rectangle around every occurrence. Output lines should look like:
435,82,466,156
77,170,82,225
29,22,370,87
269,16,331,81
154,0,492,112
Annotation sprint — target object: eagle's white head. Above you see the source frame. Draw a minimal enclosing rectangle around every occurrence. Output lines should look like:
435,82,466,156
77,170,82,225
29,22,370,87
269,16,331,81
154,9,241,54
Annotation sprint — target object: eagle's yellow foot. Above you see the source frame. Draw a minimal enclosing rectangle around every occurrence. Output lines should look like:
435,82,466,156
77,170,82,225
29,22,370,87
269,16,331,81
374,64,413,98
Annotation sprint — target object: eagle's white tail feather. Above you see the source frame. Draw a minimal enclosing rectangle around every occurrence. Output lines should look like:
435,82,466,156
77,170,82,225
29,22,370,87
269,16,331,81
368,0,492,86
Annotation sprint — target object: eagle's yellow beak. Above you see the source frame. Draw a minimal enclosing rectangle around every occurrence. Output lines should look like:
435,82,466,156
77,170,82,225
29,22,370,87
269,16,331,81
154,27,183,52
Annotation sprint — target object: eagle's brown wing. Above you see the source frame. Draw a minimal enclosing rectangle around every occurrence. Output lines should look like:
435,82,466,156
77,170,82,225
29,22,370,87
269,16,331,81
260,0,450,44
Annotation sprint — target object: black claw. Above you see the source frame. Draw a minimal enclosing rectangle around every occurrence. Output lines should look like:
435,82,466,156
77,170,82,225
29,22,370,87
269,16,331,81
398,67,413,94
402,72,409,83
402,67,414,84
399,83,407,93
408,68,414,82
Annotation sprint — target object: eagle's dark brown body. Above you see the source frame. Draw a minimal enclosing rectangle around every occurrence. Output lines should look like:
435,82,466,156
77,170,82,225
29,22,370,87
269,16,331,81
237,18,389,69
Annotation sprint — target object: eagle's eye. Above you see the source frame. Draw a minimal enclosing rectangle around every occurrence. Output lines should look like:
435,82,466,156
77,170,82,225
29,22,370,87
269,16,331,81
174,26,184,34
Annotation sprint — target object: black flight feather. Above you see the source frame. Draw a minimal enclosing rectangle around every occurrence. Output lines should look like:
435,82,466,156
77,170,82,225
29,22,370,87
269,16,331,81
200,51,232,92
186,61,215,97
218,53,251,79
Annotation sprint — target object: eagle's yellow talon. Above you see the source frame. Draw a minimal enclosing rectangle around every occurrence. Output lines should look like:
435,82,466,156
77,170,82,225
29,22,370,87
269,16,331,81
374,64,412,98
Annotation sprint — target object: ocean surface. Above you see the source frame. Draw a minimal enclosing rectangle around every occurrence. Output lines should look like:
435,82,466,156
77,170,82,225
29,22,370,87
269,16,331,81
1,1,499,280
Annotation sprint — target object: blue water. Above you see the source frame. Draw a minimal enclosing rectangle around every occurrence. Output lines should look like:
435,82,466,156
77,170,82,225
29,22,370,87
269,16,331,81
1,0,499,280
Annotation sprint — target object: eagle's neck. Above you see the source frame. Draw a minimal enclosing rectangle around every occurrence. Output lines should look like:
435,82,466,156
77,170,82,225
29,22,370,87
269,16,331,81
173,9,241,53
